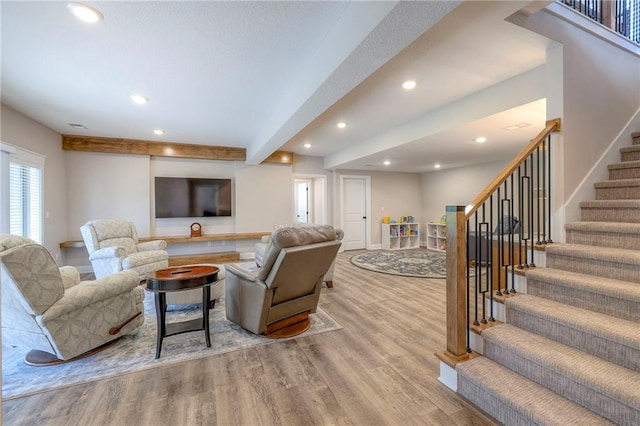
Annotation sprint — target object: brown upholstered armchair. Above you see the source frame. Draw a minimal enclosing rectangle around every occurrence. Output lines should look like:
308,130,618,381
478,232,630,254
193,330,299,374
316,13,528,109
225,224,342,337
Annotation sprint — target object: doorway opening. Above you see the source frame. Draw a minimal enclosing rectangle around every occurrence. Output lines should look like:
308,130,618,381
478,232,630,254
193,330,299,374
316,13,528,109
293,175,327,225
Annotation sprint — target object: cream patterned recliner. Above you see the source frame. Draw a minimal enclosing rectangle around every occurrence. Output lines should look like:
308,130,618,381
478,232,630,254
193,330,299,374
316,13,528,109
226,224,342,336
81,219,168,279
0,234,145,364
255,225,343,287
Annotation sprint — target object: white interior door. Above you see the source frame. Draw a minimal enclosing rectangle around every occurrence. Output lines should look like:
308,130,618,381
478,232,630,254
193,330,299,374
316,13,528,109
294,180,311,223
342,177,367,250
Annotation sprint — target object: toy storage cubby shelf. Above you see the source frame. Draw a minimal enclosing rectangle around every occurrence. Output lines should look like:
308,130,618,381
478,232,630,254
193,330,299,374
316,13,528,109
426,223,447,252
381,223,420,250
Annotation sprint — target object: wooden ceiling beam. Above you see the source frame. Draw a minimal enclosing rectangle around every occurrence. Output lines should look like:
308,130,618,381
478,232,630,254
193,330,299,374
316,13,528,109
62,134,246,161
262,151,294,165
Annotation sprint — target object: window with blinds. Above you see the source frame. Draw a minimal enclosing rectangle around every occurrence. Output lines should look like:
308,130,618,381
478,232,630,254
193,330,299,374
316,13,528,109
9,162,42,242
1,143,45,243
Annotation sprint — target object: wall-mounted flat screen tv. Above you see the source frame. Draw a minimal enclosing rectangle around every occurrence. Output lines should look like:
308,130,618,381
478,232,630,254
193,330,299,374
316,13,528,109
155,177,232,218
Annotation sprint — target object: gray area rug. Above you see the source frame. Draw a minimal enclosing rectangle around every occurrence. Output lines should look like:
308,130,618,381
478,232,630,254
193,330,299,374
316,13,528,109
350,249,459,278
2,294,342,399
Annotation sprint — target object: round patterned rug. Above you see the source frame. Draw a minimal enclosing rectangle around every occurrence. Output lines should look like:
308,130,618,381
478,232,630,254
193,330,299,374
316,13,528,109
350,249,456,278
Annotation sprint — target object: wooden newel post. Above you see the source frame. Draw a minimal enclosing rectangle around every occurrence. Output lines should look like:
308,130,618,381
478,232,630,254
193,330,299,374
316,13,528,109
445,205,467,358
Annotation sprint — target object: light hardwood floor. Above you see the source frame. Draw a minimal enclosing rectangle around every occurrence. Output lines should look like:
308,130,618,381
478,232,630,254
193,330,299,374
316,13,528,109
3,251,497,426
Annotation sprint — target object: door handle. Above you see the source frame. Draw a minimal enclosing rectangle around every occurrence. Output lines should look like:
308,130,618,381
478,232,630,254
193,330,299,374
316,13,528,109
362,216,367,219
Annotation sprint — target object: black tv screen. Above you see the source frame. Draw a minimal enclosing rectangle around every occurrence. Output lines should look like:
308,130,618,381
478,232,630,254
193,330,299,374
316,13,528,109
155,177,232,218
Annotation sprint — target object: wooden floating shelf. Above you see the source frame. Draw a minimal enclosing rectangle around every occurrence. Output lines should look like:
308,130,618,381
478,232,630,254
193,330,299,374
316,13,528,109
59,232,271,249
168,252,240,266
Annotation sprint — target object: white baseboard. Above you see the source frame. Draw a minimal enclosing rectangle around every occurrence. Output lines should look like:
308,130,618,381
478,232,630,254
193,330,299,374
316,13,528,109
239,252,254,260
438,361,458,392
368,244,382,250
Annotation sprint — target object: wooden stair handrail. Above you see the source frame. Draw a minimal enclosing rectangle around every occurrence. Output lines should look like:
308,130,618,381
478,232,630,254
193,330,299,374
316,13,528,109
465,118,561,219
439,118,562,367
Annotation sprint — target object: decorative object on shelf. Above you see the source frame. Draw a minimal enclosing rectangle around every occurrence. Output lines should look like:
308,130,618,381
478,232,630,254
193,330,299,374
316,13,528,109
382,216,390,224
190,222,202,237
439,214,446,224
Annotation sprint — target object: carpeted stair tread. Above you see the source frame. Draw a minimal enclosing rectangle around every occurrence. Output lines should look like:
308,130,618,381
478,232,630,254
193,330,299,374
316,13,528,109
579,200,640,222
546,242,640,266
565,221,640,250
505,294,640,353
608,161,640,179
565,221,640,234
608,160,640,171
456,356,614,425
524,268,640,318
545,243,640,284
580,200,640,208
594,178,640,188
482,324,640,425
621,146,640,161
621,145,640,154
594,178,640,200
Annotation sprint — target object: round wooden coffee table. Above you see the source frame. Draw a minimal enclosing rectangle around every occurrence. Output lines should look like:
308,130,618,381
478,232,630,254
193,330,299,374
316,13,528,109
145,265,219,359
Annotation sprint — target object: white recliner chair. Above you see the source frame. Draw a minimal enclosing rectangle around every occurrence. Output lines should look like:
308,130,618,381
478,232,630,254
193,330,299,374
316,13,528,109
80,219,169,279
1,234,145,365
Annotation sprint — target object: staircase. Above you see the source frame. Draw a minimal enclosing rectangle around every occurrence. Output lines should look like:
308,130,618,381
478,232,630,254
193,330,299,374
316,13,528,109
455,132,640,425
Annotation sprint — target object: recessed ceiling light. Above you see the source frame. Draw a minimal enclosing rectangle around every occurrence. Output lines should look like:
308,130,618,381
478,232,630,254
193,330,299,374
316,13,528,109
383,160,391,166
67,3,103,23
303,143,311,149
475,137,487,143
402,80,416,90
434,163,441,169
337,122,347,129
130,94,148,105
153,129,164,135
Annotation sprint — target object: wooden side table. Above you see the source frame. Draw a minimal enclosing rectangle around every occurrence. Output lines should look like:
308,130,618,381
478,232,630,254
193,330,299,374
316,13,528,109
145,265,220,359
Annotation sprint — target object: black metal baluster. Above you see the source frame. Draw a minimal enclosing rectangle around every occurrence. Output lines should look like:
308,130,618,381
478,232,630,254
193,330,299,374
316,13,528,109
473,214,479,326
542,140,547,244
536,147,542,245
496,186,503,296
547,135,553,243
528,153,536,267
466,218,471,353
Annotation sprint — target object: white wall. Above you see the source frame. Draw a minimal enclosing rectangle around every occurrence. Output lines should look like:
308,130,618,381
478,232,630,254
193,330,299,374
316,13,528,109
0,104,67,262
514,5,640,204
335,169,423,246
234,163,294,233
421,159,509,225
66,151,151,239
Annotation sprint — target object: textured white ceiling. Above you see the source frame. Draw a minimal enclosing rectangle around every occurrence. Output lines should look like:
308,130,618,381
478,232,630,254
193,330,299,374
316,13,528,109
1,1,552,172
